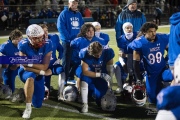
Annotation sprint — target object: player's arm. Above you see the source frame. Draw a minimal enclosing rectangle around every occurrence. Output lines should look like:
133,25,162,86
82,61,97,78
23,66,52,76
133,50,142,81
20,51,52,71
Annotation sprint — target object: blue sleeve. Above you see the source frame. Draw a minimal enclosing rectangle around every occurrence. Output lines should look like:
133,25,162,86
115,14,123,40
57,11,71,42
106,48,115,62
44,40,53,55
54,34,64,59
128,38,142,51
79,47,87,60
0,42,7,55
18,40,27,54
117,35,125,48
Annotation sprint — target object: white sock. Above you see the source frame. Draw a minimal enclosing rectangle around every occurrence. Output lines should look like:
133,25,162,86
81,81,88,104
26,103,32,110
58,72,65,95
119,57,125,66
156,110,176,120
114,64,123,90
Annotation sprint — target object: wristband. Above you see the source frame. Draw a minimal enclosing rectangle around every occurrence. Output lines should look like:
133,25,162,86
95,73,101,77
27,64,33,67
40,70,45,75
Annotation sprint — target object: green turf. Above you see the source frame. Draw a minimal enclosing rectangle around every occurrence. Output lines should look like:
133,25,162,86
0,26,170,120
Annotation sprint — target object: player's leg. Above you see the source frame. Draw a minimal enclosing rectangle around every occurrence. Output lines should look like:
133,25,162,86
146,72,163,104
3,68,19,93
18,67,36,119
81,75,93,113
93,78,108,106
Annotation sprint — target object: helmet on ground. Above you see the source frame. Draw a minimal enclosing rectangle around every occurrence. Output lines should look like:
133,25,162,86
9,88,25,103
0,84,12,99
123,83,133,93
101,89,117,111
44,86,49,100
63,85,78,102
132,84,147,106
174,54,180,84
26,24,44,37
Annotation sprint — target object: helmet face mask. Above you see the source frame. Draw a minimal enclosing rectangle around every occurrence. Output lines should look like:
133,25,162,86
63,85,78,102
26,24,45,49
132,84,147,106
29,35,46,49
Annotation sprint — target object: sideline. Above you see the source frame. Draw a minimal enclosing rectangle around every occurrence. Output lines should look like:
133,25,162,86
43,103,117,120
0,25,170,39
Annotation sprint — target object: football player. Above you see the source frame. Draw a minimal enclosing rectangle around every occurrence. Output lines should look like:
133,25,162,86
70,23,106,91
18,24,52,119
128,22,173,104
79,41,114,113
0,29,23,92
92,21,110,45
114,22,138,93
39,24,65,100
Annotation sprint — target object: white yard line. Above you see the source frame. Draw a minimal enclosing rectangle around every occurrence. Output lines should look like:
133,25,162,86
43,103,117,120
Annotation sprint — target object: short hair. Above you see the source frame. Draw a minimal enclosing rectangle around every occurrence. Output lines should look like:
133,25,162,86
88,41,103,56
77,23,95,37
39,24,48,29
9,29,23,40
137,22,158,37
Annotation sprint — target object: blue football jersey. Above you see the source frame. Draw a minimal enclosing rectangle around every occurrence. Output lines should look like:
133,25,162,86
0,40,19,56
48,34,63,66
117,32,137,54
70,36,106,63
79,46,114,73
128,34,169,74
18,38,52,63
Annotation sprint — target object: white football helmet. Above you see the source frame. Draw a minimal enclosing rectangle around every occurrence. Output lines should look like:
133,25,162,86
26,24,44,37
101,89,117,111
174,54,180,84
132,84,147,106
63,85,78,102
0,84,12,99
9,88,25,103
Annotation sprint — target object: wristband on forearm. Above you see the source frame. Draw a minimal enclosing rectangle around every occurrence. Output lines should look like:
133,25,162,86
27,64,33,67
39,70,45,75
95,73,101,77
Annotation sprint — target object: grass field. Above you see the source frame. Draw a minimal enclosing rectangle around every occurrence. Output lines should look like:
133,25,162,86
0,26,170,120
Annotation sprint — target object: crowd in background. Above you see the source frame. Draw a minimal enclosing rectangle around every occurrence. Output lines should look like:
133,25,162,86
0,0,180,31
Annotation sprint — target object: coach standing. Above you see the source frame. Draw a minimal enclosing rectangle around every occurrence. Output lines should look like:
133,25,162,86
115,0,146,40
57,0,84,85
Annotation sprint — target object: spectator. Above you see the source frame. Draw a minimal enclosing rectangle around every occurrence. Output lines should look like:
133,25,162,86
57,0,84,85
168,12,180,79
153,4,163,25
58,0,64,11
115,0,146,40
84,6,92,17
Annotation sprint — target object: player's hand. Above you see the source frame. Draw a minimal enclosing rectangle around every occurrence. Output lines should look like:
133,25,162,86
136,79,142,85
100,73,111,82
45,69,52,76
53,59,61,65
